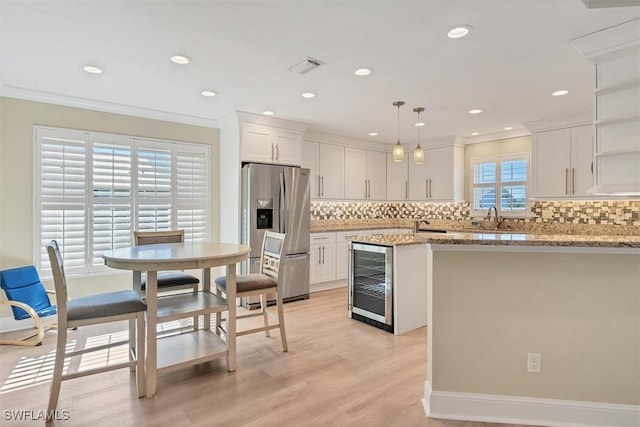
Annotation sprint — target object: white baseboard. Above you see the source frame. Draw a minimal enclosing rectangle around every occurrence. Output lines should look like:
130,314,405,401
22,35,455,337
310,280,346,293
423,381,640,427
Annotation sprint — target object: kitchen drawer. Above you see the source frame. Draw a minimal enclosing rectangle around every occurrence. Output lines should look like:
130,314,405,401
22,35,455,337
311,232,336,244
336,230,362,242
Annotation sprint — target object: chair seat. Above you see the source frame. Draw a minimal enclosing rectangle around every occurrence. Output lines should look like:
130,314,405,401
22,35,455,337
141,271,200,290
215,273,276,293
67,290,146,322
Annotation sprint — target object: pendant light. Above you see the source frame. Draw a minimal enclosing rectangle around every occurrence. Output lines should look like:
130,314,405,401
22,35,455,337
413,107,425,164
392,101,405,162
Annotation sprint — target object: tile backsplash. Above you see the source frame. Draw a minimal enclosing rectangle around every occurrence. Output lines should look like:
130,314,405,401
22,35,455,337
310,201,469,221
310,200,640,226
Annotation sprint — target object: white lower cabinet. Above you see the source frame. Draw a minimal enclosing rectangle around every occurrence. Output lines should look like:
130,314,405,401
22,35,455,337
310,232,336,284
312,229,412,286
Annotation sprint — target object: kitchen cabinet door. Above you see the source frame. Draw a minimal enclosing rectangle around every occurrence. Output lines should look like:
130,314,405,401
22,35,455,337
335,242,349,281
571,125,594,197
367,150,387,200
532,128,574,198
273,131,302,166
428,147,455,200
302,140,320,197
387,153,409,200
408,157,429,200
318,143,344,199
310,243,336,284
242,125,273,164
344,147,368,199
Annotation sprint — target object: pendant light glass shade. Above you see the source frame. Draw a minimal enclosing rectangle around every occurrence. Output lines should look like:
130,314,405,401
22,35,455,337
413,107,425,164
392,141,405,161
413,144,424,164
392,101,405,162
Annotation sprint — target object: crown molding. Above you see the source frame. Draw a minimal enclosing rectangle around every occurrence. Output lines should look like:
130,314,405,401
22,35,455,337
523,111,593,133
236,110,310,133
0,84,219,128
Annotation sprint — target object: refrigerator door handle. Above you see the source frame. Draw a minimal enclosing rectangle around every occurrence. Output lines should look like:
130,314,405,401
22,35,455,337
279,171,286,233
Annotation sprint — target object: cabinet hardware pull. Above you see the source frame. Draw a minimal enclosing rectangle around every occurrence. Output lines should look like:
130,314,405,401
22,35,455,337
426,179,428,199
428,179,432,198
321,176,324,196
405,180,408,199
365,180,368,198
276,144,279,160
271,144,274,161
318,247,322,264
317,175,321,197
572,168,575,194
321,245,325,264
565,168,569,195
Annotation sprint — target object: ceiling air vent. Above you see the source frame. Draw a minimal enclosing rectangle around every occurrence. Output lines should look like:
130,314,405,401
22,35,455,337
289,57,325,74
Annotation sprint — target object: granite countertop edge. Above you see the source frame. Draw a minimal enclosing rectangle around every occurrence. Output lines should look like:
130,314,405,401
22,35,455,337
348,232,640,249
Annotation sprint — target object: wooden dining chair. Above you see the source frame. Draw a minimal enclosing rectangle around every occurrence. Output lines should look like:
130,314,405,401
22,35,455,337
214,231,288,352
134,229,200,332
133,229,200,294
45,240,146,419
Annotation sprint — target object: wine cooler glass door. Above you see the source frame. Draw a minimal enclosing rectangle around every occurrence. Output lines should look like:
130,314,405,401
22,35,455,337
350,243,392,325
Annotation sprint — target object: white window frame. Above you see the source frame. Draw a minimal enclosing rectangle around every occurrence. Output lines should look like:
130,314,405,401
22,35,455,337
470,153,531,218
34,126,211,277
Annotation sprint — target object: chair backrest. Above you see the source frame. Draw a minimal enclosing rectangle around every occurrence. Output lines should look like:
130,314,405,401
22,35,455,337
134,229,185,246
46,240,69,325
0,266,53,320
259,231,286,281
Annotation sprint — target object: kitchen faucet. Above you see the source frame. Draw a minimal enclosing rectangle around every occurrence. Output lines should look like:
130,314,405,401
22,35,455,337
414,219,431,233
486,206,503,228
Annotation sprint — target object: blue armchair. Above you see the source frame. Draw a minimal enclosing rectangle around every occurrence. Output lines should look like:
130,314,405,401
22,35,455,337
0,265,57,346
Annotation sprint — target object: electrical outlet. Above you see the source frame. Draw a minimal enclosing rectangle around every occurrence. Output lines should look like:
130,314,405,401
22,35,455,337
527,352,541,373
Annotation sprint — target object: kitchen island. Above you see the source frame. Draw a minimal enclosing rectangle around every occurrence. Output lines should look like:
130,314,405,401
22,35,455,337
413,231,640,427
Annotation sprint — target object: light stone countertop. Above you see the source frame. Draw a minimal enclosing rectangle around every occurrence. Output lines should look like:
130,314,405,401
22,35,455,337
349,231,640,249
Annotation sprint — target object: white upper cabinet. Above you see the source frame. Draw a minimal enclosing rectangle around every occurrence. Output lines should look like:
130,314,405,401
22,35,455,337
242,124,303,166
530,124,594,198
303,140,344,199
572,19,640,196
386,153,409,200
408,145,463,201
344,147,386,200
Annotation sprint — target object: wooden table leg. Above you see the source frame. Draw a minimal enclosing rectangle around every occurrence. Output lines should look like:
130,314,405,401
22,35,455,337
145,270,158,397
203,267,210,331
226,264,236,372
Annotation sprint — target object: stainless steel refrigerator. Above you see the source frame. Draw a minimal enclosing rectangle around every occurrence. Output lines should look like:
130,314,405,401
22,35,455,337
241,163,310,308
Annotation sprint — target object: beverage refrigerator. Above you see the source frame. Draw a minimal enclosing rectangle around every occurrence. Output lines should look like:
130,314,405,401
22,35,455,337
240,163,310,308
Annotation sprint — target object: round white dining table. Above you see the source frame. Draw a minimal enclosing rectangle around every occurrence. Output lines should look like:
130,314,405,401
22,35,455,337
102,241,251,397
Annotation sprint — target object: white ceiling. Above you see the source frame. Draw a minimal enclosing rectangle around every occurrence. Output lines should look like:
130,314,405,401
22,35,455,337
1,1,639,145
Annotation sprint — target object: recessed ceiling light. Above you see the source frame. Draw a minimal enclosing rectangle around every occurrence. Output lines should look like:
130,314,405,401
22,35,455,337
171,55,190,65
447,25,473,39
83,65,103,74
504,127,513,131
552,90,569,96
201,90,216,97
469,109,483,114
263,111,275,116
355,68,372,76
301,92,316,98
415,122,425,127
471,132,480,136
369,132,378,136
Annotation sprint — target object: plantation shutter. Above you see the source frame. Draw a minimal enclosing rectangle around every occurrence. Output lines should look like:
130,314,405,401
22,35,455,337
136,143,172,231
91,134,133,267
176,146,209,241
500,158,528,212
37,128,87,275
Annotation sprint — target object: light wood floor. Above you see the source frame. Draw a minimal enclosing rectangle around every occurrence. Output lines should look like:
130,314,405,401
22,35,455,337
0,287,526,427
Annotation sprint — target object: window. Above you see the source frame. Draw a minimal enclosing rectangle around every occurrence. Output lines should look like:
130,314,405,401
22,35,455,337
471,153,529,217
35,127,210,276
